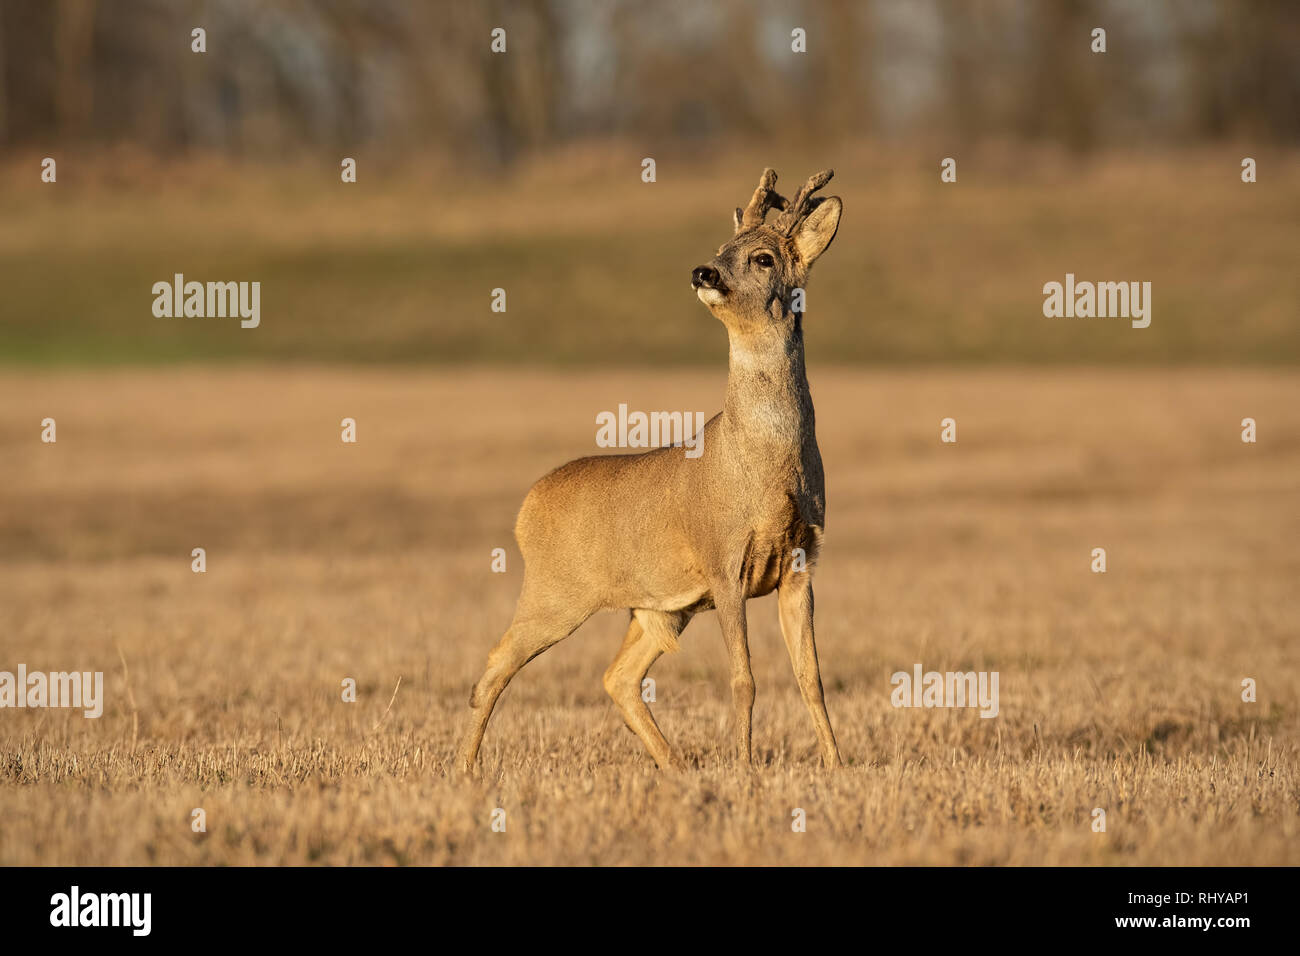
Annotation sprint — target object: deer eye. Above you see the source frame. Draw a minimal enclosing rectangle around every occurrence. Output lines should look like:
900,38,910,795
752,252,775,269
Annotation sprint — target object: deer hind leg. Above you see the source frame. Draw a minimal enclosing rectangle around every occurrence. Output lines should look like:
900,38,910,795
455,584,594,774
777,575,842,768
602,609,692,771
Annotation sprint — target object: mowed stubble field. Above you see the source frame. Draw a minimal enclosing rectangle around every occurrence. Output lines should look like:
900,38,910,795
1,365,1297,865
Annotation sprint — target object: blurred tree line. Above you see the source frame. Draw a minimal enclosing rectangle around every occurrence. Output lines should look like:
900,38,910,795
0,0,1295,163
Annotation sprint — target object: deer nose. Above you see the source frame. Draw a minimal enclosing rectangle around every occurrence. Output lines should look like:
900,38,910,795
691,265,720,289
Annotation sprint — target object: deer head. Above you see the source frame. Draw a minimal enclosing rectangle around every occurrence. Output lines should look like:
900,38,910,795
690,168,842,335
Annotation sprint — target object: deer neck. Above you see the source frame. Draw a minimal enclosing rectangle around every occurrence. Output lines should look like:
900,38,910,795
720,313,814,452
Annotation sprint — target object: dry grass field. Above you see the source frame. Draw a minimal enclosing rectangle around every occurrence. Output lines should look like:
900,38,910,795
1,365,1297,865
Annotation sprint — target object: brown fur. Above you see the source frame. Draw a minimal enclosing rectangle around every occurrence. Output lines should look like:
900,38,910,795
456,169,844,772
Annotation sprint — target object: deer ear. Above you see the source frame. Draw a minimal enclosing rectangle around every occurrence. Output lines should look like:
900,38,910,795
733,207,744,234
793,196,842,265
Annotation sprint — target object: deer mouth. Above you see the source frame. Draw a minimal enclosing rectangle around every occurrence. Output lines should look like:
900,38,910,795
692,270,728,305
691,265,728,296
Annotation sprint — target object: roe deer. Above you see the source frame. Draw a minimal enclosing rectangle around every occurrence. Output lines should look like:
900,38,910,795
456,168,844,772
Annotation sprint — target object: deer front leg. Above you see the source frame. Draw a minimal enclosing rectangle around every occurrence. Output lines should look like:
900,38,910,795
777,575,842,768
713,589,754,767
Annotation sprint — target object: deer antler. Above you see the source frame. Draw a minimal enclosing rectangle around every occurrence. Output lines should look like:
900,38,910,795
735,167,789,233
773,169,834,235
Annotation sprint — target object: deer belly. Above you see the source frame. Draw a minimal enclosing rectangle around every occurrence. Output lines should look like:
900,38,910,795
742,539,787,598
640,585,711,613
604,557,710,613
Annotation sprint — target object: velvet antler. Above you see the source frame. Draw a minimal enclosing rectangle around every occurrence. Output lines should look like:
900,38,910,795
734,167,789,233
772,169,834,235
